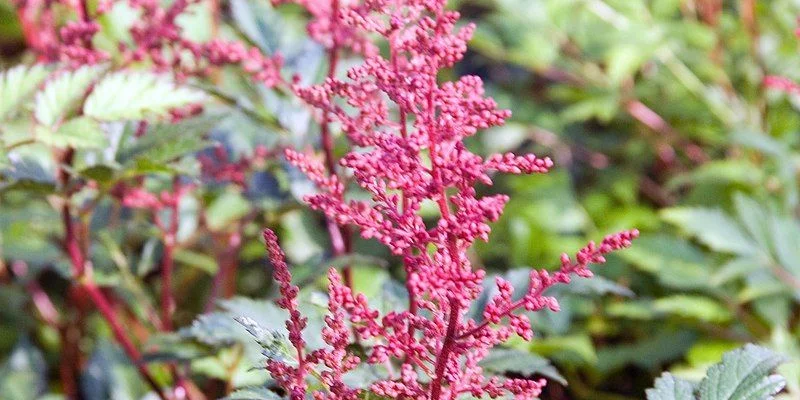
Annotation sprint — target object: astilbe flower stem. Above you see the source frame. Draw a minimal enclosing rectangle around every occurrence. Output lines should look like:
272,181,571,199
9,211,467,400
274,0,358,289
263,229,309,399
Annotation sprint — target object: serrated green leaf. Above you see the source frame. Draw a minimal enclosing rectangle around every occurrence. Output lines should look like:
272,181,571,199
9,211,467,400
84,71,205,121
0,65,49,120
698,344,787,400
179,313,247,347
36,117,107,149
223,387,282,400
646,373,696,400
35,66,102,126
117,114,219,169
661,208,759,256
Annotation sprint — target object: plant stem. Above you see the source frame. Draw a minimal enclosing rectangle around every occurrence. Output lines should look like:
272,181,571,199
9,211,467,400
159,179,181,331
430,298,460,400
82,283,166,397
319,0,354,289
426,74,462,400
205,230,243,312
58,149,167,400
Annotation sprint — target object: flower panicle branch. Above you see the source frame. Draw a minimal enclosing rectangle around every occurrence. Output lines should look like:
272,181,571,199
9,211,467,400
263,229,361,400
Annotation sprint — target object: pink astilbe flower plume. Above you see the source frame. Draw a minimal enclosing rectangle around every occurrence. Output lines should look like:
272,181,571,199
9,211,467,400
263,0,639,399
263,229,362,400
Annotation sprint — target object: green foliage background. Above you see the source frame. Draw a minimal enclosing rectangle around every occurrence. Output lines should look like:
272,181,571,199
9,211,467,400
0,0,799,399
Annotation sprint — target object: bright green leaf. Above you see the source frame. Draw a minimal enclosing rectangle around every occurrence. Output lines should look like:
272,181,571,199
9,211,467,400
84,71,205,121
661,208,759,256
698,344,787,400
646,373,696,400
0,65,49,120
35,66,102,126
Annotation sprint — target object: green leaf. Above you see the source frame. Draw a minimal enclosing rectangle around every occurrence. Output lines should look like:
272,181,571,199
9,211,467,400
667,160,764,191
711,258,765,286
479,348,566,385
768,215,800,280
81,341,150,400
0,65,49,120
36,117,107,149
733,194,771,250
117,114,218,168
653,295,732,323
178,313,247,347
206,190,252,231
0,338,47,400
528,334,597,366
35,66,102,126
223,387,282,400
84,71,205,121
607,45,646,85
661,208,759,256
619,233,711,289
647,373,696,400
174,249,218,274
698,344,787,400
78,164,118,184
598,330,696,374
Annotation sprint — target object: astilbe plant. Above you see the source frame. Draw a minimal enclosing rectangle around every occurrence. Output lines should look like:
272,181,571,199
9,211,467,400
261,0,639,399
15,0,283,85
3,0,636,397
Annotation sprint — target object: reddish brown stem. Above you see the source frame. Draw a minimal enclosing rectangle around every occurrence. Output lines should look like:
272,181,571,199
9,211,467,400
205,231,243,312
59,150,167,399
160,241,175,331
624,100,707,165
429,298,460,400
83,283,168,400
59,322,80,399
318,0,355,289
159,180,180,331
426,76,462,399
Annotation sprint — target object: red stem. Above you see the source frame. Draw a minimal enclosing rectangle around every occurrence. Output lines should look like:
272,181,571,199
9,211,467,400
160,241,175,331
429,298,460,400
319,0,354,288
159,180,180,331
83,282,168,400
425,74,463,399
59,151,167,399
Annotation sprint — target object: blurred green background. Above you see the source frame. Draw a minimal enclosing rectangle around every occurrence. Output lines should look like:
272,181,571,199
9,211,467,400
2,0,800,399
